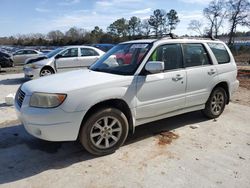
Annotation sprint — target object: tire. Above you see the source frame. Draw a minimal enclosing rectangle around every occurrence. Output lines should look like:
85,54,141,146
202,87,227,119
79,108,129,156
40,67,54,77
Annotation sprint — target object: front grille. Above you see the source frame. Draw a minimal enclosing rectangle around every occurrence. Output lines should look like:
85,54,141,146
16,88,26,108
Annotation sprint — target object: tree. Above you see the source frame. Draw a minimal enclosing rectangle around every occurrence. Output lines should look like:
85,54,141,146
166,9,180,33
203,0,226,38
148,9,167,37
47,30,64,44
188,20,204,36
226,0,250,45
128,16,141,36
65,27,86,44
107,18,129,38
141,19,151,37
90,26,104,43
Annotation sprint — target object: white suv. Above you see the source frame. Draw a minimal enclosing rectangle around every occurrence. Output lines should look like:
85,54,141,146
15,37,239,155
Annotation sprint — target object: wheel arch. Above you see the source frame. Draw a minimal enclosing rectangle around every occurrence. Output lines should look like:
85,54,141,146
40,65,55,74
212,81,230,104
79,98,134,137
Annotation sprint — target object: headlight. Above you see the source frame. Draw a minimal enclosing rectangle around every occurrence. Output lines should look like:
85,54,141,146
30,92,67,108
24,64,43,69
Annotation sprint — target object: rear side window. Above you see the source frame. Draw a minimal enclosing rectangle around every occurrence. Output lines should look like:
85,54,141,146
183,44,211,67
27,50,37,54
208,43,230,64
81,48,99,56
148,44,183,70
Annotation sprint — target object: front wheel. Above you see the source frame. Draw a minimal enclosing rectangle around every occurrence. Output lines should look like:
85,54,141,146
79,108,129,156
40,67,54,77
202,87,227,119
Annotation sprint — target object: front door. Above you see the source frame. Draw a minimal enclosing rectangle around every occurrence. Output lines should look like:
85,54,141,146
55,48,79,73
136,44,186,120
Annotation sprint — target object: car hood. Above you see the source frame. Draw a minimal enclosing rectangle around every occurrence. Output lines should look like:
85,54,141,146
25,55,47,64
33,57,53,66
22,69,132,95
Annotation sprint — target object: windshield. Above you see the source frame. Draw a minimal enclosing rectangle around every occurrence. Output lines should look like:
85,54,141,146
46,48,65,58
90,43,152,75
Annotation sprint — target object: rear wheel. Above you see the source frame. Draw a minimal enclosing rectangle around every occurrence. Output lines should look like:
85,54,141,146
202,87,227,119
79,108,129,156
40,67,54,77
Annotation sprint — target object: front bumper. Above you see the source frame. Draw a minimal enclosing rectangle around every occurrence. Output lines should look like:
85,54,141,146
15,95,85,141
23,67,41,79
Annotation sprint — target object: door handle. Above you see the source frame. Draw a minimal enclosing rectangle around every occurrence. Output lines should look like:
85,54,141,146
208,69,216,75
172,74,184,81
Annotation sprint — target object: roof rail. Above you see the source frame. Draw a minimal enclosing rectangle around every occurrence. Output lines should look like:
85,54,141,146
144,33,178,40
179,35,219,41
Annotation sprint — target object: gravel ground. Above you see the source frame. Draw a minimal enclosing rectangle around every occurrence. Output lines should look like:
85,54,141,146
0,73,250,188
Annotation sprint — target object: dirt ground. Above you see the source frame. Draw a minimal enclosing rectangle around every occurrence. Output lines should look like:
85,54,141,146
0,72,250,188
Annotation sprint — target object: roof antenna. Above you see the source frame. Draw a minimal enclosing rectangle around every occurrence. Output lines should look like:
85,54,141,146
169,33,178,39
209,34,216,40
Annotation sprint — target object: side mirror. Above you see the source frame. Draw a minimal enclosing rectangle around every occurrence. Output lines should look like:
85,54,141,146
55,54,62,59
145,61,164,74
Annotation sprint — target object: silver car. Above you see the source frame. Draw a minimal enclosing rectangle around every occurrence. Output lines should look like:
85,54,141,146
23,46,105,79
12,49,43,65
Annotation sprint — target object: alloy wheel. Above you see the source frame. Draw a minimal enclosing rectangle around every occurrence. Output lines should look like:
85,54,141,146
90,116,122,149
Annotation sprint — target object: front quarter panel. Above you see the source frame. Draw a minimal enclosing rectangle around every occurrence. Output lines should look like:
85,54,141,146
59,77,136,113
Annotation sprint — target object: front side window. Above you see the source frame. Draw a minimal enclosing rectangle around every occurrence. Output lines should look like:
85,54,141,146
46,48,65,58
60,48,78,58
81,48,99,56
27,50,37,54
208,43,230,64
183,44,211,67
148,44,183,70
15,50,25,55
90,43,152,75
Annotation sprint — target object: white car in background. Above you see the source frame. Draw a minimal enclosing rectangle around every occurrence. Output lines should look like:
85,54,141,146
23,46,105,79
12,49,43,65
15,37,239,156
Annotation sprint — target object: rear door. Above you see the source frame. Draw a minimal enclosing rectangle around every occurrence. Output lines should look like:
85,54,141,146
55,48,79,73
183,43,218,107
78,48,100,68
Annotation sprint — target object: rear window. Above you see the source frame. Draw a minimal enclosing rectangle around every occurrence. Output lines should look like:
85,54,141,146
183,43,211,67
208,43,230,64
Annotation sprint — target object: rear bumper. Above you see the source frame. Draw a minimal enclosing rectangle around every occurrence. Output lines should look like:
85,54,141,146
229,79,239,98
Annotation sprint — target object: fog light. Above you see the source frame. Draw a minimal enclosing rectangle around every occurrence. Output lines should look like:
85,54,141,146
34,129,41,136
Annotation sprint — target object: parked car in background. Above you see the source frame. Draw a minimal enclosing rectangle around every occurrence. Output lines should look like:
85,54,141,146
40,49,53,54
92,44,115,52
23,46,105,79
12,49,43,65
0,51,14,70
15,37,239,156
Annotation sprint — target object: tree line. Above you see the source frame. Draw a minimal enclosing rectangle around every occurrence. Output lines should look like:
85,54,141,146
0,0,249,46
188,0,250,45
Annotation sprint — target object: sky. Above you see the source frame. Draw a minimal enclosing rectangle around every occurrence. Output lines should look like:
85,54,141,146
0,0,248,37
